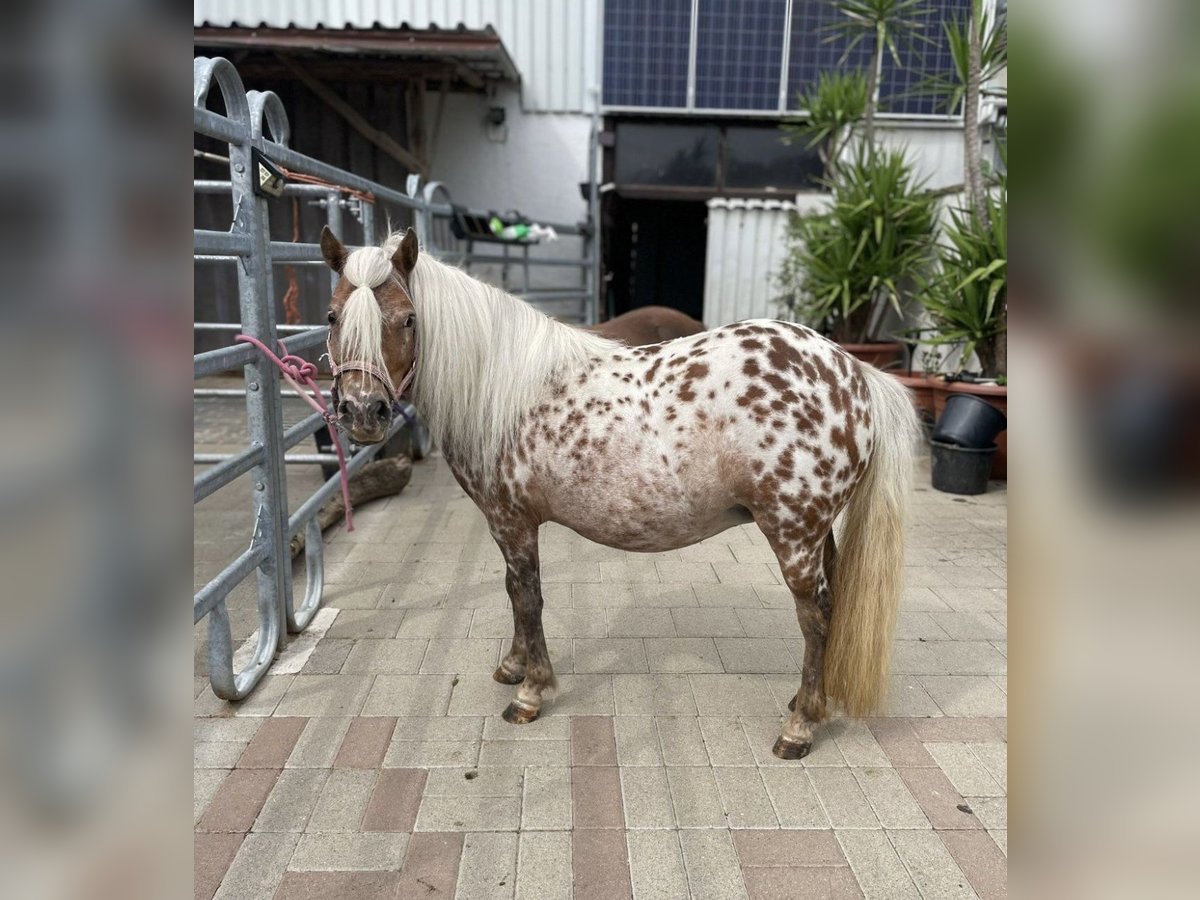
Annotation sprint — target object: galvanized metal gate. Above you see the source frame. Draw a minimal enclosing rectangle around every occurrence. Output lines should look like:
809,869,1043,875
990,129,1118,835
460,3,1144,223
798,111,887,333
193,57,595,700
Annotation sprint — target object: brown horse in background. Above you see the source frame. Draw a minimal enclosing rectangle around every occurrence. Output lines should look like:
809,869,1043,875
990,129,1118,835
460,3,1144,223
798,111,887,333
586,306,705,346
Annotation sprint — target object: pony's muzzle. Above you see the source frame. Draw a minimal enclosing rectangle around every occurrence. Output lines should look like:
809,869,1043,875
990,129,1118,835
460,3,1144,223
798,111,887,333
336,393,390,444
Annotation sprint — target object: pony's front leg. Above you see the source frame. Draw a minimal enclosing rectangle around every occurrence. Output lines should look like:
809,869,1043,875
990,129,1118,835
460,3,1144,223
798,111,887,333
493,527,555,724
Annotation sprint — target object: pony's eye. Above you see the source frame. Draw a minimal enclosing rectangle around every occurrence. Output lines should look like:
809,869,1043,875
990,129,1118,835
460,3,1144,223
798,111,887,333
327,310,337,324
403,314,416,329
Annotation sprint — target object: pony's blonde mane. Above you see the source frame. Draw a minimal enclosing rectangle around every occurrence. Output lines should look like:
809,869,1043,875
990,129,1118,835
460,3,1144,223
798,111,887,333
336,243,397,378
402,240,619,476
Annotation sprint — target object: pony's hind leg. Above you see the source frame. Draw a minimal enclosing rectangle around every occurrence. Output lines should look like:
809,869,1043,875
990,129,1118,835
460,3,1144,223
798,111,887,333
764,532,836,760
492,525,556,724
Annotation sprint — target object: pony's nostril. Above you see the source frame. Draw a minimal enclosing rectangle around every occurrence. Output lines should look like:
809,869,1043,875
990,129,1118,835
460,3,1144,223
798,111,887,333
336,399,354,419
371,400,390,421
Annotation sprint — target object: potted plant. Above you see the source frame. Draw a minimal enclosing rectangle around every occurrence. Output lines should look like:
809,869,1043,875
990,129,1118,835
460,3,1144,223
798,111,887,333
779,146,938,368
893,343,943,427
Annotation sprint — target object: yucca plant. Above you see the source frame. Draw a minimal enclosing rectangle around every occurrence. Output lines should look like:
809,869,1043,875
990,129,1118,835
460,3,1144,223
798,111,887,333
782,70,870,179
824,0,934,143
780,146,938,343
919,182,1007,377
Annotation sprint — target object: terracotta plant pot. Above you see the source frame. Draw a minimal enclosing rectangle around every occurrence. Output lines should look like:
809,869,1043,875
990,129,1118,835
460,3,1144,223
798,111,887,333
839,341,904,370
932,378,1007,480
892,372,937,426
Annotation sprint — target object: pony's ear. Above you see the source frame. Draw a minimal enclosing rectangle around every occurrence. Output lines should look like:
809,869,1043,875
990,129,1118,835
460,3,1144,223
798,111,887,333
320,225,347,273
393,227,419,278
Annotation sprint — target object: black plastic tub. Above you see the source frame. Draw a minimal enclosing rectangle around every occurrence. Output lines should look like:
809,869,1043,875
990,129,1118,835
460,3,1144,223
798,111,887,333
932,393,1007,448
931,440,997,495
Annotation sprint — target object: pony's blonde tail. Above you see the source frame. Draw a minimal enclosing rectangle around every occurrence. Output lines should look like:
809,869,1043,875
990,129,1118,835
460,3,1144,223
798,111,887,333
824,363,921,716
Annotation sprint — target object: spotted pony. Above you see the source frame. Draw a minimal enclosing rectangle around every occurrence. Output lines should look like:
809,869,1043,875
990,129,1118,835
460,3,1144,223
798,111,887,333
321,227,919,758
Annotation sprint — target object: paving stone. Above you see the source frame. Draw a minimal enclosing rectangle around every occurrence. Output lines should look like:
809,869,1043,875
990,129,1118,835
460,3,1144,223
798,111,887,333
271,871,400,900
679,543,738,563
213,832,297,900
690,674,781,716
754,585,795,609
759,768,829,829
613,674,696,715
289,832,408,872
360,674,454,717
522,766,572,830
457,832,519,900
699,717,757,766
424,765,522,797
716,638,799,674
599,559,662,583
968,742,1007,792
666,766,725,827
379,582,452,609
866,719,936,768
921,676,1008,717
620,767,675,829
198,768,280,833
287,717,352,769
324,610,405,640
274,675,374,718
195,718,262,743
195,742,249,769
361,769,426,832
572,766,625,829
571,582,639,608
809,768,880,828
739,718,845,769
882,675,944,717
736,609,798,638
732,829,846,867
415,794,521,831
614,716,663,766
989,830,1007,857
573,829,633,900
446,673,516,715
656,716,709,766
656,560,719,583
571,716,617,766
679,830,750,900
331,716,395,768
517,831,571,900
928,612,1007,641
418,638,501,673
741,866,864,899
340,639,427,674
963,796,1006,830
383,739,480,768
896,767,983,830
254,769,329,833
483,714,568,741
306,769,377,832
926,742,1005,797
628,830,689,900
672,608,746,637
195,832,243,900
543,675,615,716
853,767,930,829
694,583,762,608
574,638,648,674
394,608,474,638
837,830,919,899
300,638,355,675
606,608,676,637
195,769,228,824
195,675,294,718
938,829,1007,900
829,720,890,768
888,830,975,900
479,739,570,767
714,767,778,828
388,832,465,897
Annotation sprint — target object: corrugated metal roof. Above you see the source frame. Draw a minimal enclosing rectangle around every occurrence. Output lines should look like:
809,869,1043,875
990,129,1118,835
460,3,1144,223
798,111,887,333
194,1,600,114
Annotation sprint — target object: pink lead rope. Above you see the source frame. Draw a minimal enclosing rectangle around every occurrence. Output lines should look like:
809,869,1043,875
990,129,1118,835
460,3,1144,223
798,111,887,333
235,334,357,532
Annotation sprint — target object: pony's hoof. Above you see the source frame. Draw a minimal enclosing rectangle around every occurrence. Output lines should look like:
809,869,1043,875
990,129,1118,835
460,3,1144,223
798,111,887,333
492,666,525,685
772,736,812,760
788,694,797,712
501,701,540,725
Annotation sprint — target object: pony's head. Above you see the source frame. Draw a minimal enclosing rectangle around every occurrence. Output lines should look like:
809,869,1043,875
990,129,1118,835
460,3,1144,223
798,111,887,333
320,226,419,444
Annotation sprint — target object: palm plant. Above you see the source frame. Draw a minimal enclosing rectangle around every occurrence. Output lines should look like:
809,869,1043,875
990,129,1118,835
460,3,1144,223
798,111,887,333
919,174,1007,377
782,70,870,180
780,146,938,343
824,0,934,144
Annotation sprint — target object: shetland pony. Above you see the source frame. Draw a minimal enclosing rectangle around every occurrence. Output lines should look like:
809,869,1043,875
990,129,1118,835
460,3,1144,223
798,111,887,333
320,227,918,758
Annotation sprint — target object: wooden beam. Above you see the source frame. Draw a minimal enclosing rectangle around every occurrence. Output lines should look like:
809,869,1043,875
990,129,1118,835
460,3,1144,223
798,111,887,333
276,53,428,177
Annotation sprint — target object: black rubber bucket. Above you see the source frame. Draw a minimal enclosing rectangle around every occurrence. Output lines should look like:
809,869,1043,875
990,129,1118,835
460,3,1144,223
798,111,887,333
932,393,1007,448
931,440,996,495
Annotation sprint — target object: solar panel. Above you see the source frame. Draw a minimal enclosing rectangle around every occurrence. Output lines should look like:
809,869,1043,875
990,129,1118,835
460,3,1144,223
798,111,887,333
694,0,786,111
879,0,972,115
786,0,876,110
602,0,692,108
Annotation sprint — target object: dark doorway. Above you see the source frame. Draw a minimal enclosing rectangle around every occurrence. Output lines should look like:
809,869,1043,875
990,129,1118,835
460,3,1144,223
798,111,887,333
607,198,707,320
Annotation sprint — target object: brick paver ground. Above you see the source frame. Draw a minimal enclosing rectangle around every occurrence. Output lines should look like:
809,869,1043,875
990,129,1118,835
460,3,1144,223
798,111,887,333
195,438,1006,899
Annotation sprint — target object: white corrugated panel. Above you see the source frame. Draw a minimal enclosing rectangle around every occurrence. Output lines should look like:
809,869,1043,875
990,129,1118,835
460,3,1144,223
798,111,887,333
193,0,599,113
702,195,827,327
